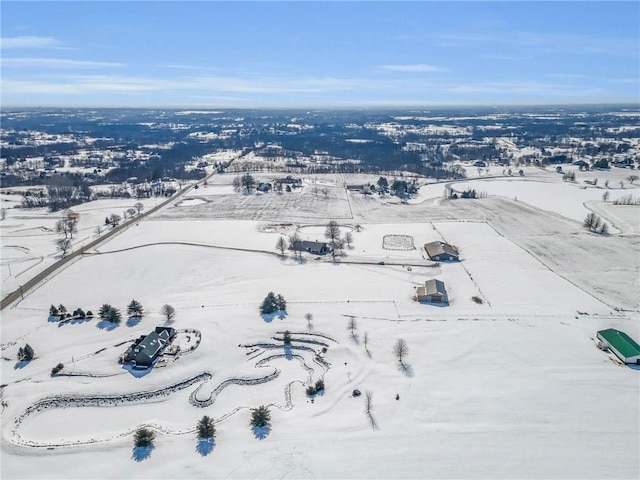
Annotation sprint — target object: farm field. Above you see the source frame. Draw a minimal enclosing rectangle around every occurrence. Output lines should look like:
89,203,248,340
1,170,639,479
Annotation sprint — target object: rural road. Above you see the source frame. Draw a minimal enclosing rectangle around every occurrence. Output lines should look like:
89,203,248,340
1,150,251,311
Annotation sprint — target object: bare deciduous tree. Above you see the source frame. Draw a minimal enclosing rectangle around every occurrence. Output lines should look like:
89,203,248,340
134,202,144,214
160,304,176,322
364,390,374,415
289,232,302,257
276,236,288,257
343,231,353,248
393,338,408,366
325,221,340,258
348,317,357,337
305,312,313,328
56,237,71,256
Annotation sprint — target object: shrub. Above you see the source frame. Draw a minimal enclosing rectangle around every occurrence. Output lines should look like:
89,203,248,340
51,363,64,375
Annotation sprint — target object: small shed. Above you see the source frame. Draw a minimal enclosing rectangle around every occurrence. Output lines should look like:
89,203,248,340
424,241,459,261
417,279,448,304
597,329,640,364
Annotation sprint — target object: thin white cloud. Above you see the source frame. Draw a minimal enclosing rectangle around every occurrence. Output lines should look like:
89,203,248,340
379,64,446,73
2,57,125,68
0,36,63,49
446,80,608,98
609,78,640,85
483,54,533,61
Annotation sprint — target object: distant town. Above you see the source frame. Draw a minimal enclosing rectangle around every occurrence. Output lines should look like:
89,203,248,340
1,106,638,210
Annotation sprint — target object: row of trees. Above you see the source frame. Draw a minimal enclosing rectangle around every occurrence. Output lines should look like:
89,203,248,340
134,415,216,448
134,408,271,450
49,300,174,324
583,213,609,234
50,304,94,320
278,221,356,259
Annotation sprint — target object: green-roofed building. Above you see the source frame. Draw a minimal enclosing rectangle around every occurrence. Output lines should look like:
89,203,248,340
596,329,640,364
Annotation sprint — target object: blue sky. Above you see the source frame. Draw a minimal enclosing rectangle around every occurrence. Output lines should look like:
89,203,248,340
1,1,638,107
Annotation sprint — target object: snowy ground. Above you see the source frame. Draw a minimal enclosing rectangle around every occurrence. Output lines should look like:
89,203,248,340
0,196,168,297
1,169,638,479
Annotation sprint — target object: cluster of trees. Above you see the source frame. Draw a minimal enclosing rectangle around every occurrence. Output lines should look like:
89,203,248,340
99,304,122,324
104,213,122,227
613,194,640,205
583,213,609,234
55,209,79,239
50,299,175,324
232,173,256,193
390,179,418,198
17,343,35,362
306,379,325,396
50,304,93,320
54,209,80,256
21,184,92,212
259,292,287,315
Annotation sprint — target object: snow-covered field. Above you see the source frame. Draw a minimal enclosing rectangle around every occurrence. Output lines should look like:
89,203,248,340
0,196,167,297
1,169,638,479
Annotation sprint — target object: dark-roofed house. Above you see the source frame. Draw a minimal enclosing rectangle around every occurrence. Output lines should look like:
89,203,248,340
424,241,459,261
416,279,448,304
596,329,640,364
290,240,332,255
121,326,176,369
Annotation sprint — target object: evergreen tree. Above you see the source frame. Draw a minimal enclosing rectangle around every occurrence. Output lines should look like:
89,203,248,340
315,379,325,392
276,294,287,312
49,304,59,317
17,347,23,361
283,330,292,345
127,299,144,318
106,307,122,324
196,415,216,439
259,292,278,314
58,304,67,316
73,308,86,319
22,344,34,361
250,405,271,428
98,304,112,320
86,310,94,318
133,427,155,448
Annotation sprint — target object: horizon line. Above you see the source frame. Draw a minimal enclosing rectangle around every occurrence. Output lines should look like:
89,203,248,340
2,101,639,111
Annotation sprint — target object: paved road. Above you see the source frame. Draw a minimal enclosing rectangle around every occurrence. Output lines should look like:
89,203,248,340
1,151,250,311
